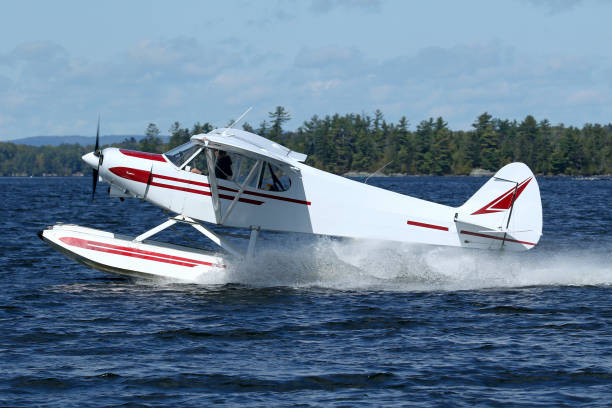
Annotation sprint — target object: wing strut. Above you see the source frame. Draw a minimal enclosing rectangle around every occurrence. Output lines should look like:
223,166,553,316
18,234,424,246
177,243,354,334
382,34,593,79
205,148,222,222
220,159,262,225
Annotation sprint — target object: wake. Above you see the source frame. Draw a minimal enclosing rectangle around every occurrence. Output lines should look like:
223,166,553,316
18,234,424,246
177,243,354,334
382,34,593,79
195,236,612,291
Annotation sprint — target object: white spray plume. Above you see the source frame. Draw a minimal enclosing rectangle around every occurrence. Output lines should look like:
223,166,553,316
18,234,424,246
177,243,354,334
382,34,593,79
192,235,612,291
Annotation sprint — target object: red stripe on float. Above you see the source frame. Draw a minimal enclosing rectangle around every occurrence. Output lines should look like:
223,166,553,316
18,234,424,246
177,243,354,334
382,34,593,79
459,230,536,246
119,149,167,162
407,220,449,231
59,236,223,267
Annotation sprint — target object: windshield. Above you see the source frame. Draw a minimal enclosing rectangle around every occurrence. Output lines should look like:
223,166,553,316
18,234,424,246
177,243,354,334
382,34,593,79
164,142,201,168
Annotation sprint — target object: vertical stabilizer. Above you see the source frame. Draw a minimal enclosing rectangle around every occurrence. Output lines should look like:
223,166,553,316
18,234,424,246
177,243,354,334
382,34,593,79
455,162,542,250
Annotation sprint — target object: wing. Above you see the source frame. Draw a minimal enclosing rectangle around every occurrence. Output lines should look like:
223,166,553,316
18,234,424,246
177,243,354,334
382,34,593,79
191,128,307,169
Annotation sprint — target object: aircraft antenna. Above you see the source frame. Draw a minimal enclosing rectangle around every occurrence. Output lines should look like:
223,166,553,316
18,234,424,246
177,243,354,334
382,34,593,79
223,107,253,134
364,161,393,184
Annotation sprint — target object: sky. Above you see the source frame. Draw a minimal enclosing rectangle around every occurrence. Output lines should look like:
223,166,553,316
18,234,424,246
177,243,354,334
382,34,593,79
1,0,611,140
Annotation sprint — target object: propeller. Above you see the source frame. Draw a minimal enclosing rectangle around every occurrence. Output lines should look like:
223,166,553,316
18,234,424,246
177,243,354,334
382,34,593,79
92,115,102,200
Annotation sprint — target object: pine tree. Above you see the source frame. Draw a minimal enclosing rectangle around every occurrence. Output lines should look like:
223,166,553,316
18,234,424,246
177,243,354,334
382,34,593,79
242,122,255,133
268,106,291,142
141,123,163,153
431,118,452,175
167,122,190,150
192,122,213,135
257,120,269,137
517,115,538,168
535,119,552,174
414,118,434,174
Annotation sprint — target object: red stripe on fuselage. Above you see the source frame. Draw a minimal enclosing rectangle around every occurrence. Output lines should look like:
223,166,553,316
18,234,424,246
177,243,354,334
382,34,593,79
149,181,212,197
147,180,264,205
407,220,449,231
59,236,221,267
459,230,536,246
153,173,209,187
109,166,310,206
110,167,150,183
228,188,311,206
153,173,310,205
119,149,167,162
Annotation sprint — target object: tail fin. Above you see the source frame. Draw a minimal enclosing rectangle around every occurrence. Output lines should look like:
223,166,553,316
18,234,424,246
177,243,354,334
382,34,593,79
455,162,542,251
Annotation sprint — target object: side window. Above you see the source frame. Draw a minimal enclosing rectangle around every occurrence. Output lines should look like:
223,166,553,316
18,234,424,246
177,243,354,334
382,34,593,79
230,154,258,187
258,163,291,192
185,150,208,175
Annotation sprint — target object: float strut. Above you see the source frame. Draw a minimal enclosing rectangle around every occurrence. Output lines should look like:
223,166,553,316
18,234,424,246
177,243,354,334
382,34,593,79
246,226,260,260
133,215,244,259
134,218,178,242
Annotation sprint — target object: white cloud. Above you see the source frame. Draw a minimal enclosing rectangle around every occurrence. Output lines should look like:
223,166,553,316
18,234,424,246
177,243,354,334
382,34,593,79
0,36,610,140
246,2,297,27
211,71,256,90
310,0,383,14
302,79,342,94
224,84,271,105
566,88,604,104
369,84,393,101
0,113,15,127
521,0,584,15
294,46,364,69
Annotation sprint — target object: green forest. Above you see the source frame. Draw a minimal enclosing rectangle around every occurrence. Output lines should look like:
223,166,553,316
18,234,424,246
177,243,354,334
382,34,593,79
1,107,610,176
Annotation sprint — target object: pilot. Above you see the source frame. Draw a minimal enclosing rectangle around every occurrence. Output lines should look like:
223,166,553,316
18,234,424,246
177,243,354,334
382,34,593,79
189,150,233,179
215,150,233,180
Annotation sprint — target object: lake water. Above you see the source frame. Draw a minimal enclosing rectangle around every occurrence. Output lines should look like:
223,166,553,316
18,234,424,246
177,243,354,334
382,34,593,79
1,176,611,407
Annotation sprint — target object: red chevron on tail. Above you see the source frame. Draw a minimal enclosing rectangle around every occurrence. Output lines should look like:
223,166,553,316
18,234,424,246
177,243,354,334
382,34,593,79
471,177,532,215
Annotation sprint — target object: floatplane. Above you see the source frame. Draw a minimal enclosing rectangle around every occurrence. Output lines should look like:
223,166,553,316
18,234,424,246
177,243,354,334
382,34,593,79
39,111,542,281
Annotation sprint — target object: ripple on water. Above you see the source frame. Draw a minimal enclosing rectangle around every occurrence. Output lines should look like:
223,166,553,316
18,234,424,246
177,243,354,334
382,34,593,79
1,177,611,407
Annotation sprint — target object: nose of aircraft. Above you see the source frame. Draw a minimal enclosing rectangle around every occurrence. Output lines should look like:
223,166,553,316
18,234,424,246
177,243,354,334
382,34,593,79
82,151,98,169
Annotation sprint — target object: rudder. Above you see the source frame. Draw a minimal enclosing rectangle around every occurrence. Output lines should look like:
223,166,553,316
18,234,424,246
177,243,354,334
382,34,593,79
455,163,542,251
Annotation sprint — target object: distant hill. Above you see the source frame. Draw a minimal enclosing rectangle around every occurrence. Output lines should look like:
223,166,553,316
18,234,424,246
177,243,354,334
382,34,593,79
6,135,168,147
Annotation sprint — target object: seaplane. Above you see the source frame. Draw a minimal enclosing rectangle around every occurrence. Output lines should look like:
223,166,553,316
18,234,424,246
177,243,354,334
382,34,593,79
39,111,543,281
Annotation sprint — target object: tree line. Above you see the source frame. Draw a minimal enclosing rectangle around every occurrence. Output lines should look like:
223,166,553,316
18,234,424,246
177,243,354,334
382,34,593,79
0,108,610,176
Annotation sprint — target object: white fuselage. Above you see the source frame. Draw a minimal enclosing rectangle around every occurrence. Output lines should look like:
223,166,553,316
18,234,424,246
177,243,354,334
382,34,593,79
92,147,457,246
85,137,540,252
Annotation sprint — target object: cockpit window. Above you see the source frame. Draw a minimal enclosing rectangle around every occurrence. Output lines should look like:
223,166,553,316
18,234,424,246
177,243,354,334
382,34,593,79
258,162,291,192
230,154,258,187
185,150,208,175
164,142,201,168
164,145,291,190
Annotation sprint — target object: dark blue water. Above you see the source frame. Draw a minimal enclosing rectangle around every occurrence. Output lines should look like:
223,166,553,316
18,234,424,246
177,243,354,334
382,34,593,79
1,176,611,407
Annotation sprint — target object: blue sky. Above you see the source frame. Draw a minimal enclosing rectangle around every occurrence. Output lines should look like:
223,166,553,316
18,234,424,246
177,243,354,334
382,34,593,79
1,0,611,140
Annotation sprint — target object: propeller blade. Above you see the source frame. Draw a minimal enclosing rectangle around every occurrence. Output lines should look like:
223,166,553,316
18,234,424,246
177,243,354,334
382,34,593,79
92,168,98,201
92,115,101,200
94,115,100,157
